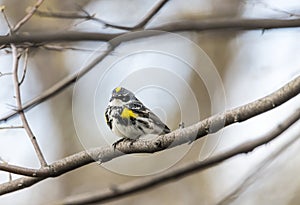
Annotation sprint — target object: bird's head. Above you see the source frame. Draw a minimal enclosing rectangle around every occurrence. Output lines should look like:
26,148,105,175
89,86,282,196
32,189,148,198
110,87,135,102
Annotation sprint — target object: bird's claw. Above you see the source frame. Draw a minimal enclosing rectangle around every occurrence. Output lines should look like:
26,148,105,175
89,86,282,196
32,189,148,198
112,138,136,149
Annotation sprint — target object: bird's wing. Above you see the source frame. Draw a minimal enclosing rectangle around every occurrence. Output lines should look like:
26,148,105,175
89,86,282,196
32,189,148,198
105,107,112,129
126,100,170,134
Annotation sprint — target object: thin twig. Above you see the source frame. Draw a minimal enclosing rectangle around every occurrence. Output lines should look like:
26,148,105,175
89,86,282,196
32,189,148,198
33,0,168,31
0,41,115,122
12,0,45,32
34,8,107,25
0,76,299,195
18,48,28,86
41,44,101,52
134,0,169,29
61,109,300,204
34,9,94,19
11,44,47,167
0,72,13,78
90,0,169,30
0,6,12,32
0,125,23,129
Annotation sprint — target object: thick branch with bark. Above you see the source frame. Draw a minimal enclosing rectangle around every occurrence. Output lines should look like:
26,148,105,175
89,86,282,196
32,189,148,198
0,75,299,195
61,109,300,205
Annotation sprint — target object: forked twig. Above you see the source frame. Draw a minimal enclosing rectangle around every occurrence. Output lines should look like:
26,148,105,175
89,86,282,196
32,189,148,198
11,44,47,167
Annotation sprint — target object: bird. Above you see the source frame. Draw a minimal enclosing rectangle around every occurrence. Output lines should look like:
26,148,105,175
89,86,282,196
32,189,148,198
105,87,170,148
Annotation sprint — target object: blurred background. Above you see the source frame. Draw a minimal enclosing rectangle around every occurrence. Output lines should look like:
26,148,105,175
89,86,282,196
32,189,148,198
0,0,300,204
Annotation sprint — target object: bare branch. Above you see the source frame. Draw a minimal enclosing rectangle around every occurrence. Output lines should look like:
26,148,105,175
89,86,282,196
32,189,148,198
0,125,23,129
98,0,169,30
34,9,94,19
41,44,101,52
61,109,300,204
0,6,12,32
33,8,107,26
12,0,45,32
1,18,300,46
11,44,47,167
0,42,114,122
0,75,299,195
0,32,118,46
18,48,28,86
0,72,13,78
27,0,168,31
134,0,169,29
216,131,300,205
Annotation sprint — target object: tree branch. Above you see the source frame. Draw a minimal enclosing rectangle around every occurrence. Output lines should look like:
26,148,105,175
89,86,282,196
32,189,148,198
61,109,300,205
0,17,300,122
34,0,169,31
0,125,23,129
130,0,169,30
0,75,299,195
1,18,300,46
0,43,114,122
11,44,47,167
98,0,169,30
216,131,300,205
12,0,45,32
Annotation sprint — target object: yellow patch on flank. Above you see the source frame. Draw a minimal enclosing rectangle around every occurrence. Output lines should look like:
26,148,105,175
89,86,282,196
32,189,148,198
121,108,138,119
115,87,121,93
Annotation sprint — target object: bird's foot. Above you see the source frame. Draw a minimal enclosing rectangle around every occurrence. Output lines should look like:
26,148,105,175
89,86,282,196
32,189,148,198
112,138,136,149
112,138,126,149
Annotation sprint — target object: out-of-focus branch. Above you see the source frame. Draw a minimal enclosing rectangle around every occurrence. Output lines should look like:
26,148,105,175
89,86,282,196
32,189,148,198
0,125,23,129
0,30,162,122
0,72,12,78
61,109,300,205
0,6,12,32
216,131,300,205
12,0,45,32
100,0,169,30
0,75,299,195
0,17,300,122
34,9,96,20
1,18,300,45
0,32,119,46
34,8,110,26
243,0,300,18
40,44,101,52
0,18,299,123
34,0,169,30
11,44,47,167
0,43,114,122
35,0,169,31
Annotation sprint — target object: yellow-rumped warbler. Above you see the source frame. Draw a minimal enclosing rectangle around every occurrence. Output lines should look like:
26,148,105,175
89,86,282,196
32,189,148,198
105,87,170,147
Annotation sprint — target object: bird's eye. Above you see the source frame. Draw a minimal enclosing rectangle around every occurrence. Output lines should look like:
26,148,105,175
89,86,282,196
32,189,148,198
122,95,130,102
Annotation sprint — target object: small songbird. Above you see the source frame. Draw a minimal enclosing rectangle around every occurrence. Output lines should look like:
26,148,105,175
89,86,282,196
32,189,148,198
105,87,170,147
